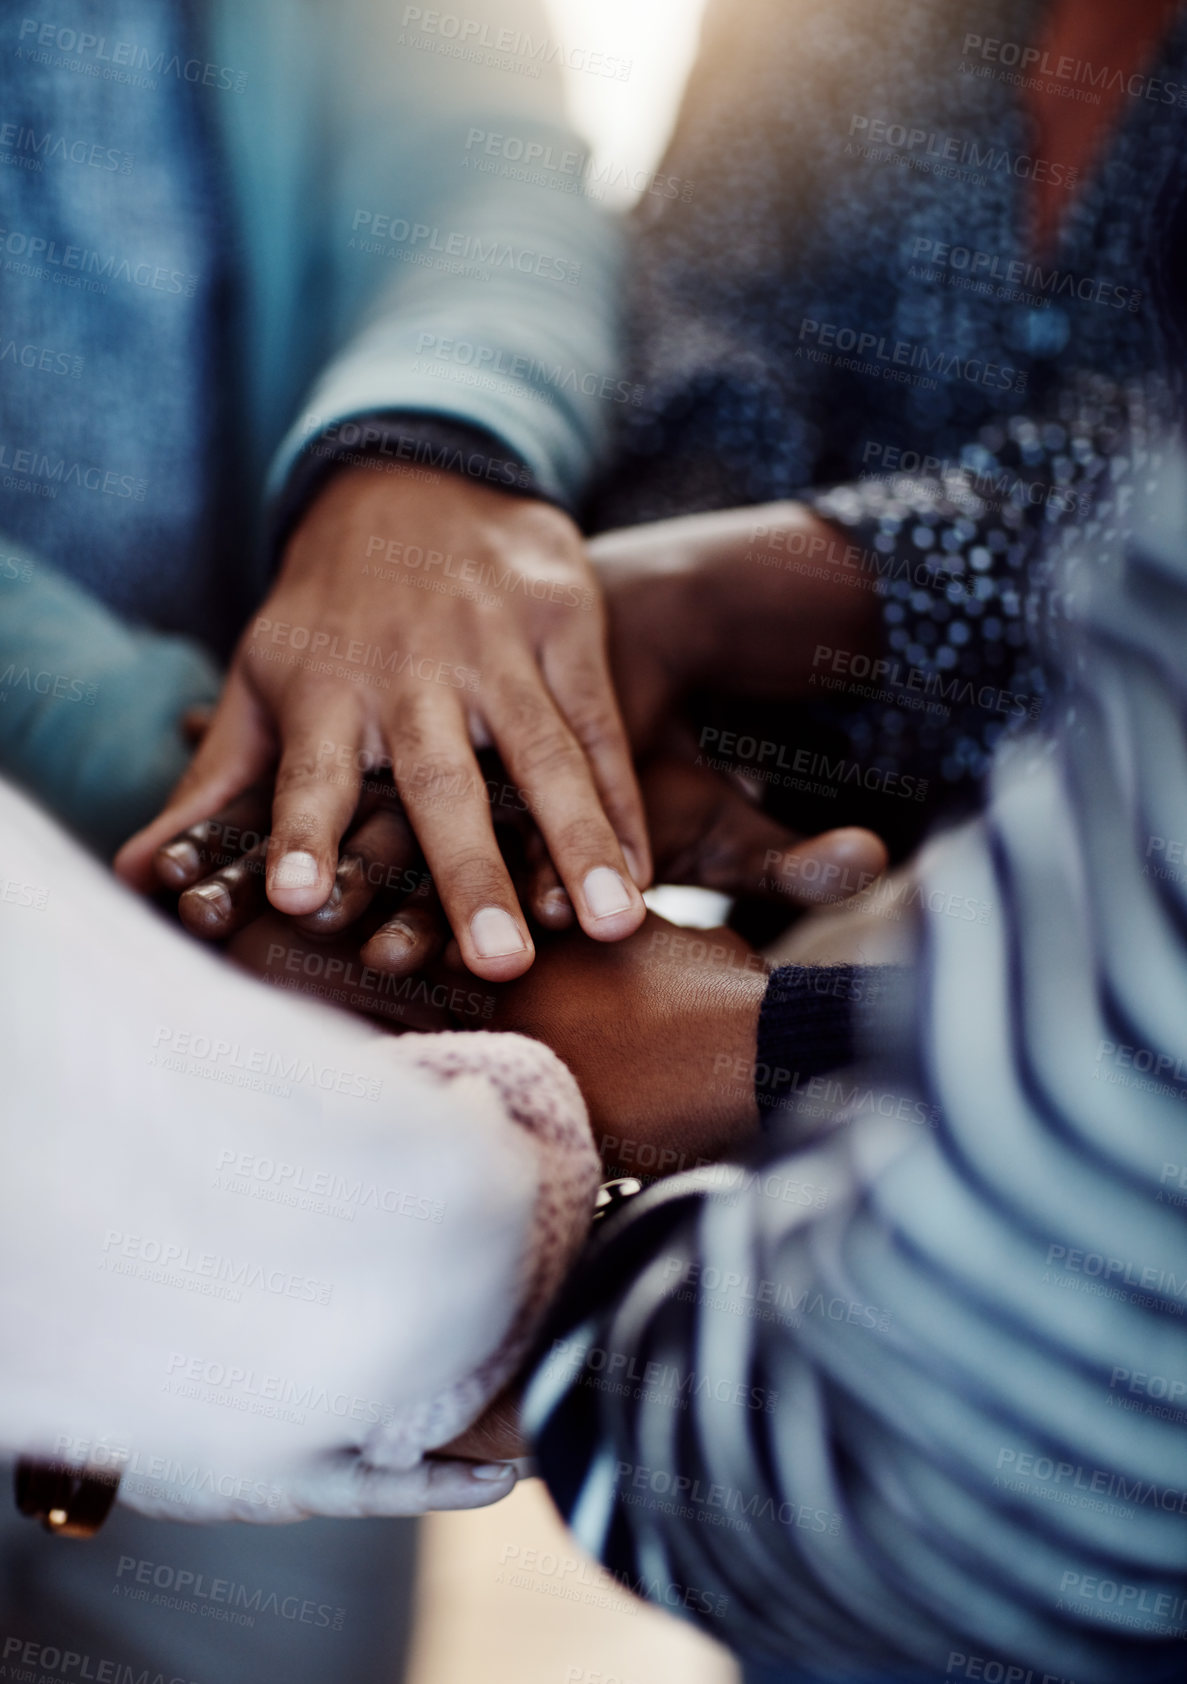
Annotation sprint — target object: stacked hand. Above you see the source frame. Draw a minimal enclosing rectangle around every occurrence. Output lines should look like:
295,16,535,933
115,472,888,986
116,467,651,978
108,475,896,1484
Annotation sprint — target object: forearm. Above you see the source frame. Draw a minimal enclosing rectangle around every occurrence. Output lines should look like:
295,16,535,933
596,502,881,703
598,382,1128,775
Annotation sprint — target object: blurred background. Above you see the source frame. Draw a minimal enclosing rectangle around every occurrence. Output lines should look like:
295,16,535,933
543,0,710,205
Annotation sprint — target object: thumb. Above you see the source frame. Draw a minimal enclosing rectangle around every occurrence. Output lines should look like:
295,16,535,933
645,756,887,904
756,824,888,907
277,1454,519,1520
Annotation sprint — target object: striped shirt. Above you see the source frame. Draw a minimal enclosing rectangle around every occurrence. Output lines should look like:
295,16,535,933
525,400,1187,1682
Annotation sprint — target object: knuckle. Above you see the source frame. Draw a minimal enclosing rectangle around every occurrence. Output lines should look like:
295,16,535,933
390,697,450,772
566,706,621,760
550,813,615,864
402,756,479,811
437,846,510,908
514,499,583,558
516,722,582,779
273,753,333,800
495,679,550,737
390,715,431,766
558,670,622,747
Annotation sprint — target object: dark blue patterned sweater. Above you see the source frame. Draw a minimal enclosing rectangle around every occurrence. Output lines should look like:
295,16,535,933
593,0,1187,821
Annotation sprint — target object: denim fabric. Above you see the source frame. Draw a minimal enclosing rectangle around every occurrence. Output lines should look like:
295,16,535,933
0,1,240,654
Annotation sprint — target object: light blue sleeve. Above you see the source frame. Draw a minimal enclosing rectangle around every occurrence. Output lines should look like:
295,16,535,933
262,0,626,511
0,551,220,857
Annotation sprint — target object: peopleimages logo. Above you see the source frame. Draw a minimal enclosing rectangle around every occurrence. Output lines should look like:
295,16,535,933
848,114,1077,188
152,1025,383,1101
1044,1242,1187,1310
413,332,643,407
349,209,581,285
0,663,96,705
1057,1572,1187,1634
799,318,1026,393
810,644,1040,721
212,1151,445,1223
164,1353,410,1422
0,1634,197,1684
399,9,632,82
16,18,248,92
462,128,693,202
0,121,131,173
961,32,1187,108
697,724,930,803
100,1230,334,1306
0,336,82,377
0,442,145,500
995,1447,1187,1514
860,439,1088,516
946,1656,1075,1684
114,1557,344,1629
0,223,197,294
910,237,1142,312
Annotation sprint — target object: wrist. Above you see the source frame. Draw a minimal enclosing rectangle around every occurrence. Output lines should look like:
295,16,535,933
692,502,881,692
597,957,768,1178
283,463,580,589
680,959,770,1142
597,526,720,709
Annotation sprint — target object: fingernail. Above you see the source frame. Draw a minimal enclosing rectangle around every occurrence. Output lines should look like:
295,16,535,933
541,887,572,920
468,1463,515,1482
157,840,201,886
583,866,633,919
185,882,232,923
273,850,319,890
470,906,526,958
374,920,415,952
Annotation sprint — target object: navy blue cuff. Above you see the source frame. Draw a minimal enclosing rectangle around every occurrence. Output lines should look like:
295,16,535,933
755,964,906,1120
270,410,547,562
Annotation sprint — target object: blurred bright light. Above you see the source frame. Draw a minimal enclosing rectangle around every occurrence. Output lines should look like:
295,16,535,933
644,885,734,929
541,0,710,206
